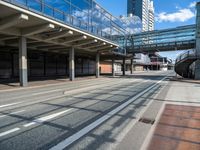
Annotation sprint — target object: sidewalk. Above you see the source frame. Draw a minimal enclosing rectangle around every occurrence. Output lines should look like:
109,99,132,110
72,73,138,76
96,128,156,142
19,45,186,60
146,77,200,150
115,76,200,150
0,76,98,91
148,104,200,150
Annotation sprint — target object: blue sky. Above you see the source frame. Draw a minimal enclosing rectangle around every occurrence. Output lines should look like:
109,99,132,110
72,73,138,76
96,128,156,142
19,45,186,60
96,0,197,61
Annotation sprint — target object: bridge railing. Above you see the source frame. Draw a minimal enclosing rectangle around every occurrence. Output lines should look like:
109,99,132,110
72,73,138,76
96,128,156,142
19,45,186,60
175,50,197,64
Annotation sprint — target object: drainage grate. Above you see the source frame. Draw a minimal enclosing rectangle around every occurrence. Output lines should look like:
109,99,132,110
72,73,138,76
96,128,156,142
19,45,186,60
139,117,155,125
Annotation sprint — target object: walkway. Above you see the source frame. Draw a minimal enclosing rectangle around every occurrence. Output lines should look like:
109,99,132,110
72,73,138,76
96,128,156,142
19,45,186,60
115,74,200,150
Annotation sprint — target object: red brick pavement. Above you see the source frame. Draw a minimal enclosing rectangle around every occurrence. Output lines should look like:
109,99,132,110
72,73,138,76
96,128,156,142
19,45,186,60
148,104,200,150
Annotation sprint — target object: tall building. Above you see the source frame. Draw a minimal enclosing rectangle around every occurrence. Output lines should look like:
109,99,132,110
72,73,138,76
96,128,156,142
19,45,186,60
127,0,155,32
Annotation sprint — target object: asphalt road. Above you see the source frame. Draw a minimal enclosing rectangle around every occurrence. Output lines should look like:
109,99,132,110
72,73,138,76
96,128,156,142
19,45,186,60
0,71,173,150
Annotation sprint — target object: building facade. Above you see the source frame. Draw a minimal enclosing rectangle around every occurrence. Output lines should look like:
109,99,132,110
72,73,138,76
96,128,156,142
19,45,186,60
127,0,155,31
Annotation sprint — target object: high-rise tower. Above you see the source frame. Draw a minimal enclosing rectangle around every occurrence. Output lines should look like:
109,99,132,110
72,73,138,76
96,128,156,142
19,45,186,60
127,0,155,31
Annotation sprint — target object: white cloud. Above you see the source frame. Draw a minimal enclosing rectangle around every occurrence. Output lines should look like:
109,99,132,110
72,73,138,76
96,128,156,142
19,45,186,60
189,1,196,8
156,8,195,23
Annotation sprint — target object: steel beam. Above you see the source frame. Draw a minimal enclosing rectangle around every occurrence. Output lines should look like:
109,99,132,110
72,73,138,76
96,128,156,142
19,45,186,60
45,30,73,41
63,35,87,44
22,23,55,36
0,13,28,30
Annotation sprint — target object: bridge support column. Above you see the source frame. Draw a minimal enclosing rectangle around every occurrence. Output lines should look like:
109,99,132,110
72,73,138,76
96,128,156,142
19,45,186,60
195,2,200,80
130,59,133,74
96,52,100,78
123,57,126,76
112,58,115,77
69,47,75,81
19,36,28,87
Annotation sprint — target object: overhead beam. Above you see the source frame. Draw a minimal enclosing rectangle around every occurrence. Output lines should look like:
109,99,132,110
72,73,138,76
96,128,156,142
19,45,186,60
37,45,63,50
46,46,67,50
45,30,73,41
74,39,98,47
28,42,53,47
5,39,18,46
48,48,70,52
0,36,18,41
83,42,106,49
22,23,55,36
63,35,87,44
0,13,29,30
94,45,114,51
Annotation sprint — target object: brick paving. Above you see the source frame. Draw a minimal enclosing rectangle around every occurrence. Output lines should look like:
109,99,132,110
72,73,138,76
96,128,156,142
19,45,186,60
148,104,200,150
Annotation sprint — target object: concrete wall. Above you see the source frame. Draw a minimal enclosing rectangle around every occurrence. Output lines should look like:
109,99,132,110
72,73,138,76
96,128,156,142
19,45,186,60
0,50,96,79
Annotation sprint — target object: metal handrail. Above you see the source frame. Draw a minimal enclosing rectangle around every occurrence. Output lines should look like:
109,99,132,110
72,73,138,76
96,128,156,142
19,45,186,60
175,50,197,63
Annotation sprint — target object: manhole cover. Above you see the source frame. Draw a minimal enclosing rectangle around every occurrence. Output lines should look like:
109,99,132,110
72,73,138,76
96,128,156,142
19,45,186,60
139,118,155,125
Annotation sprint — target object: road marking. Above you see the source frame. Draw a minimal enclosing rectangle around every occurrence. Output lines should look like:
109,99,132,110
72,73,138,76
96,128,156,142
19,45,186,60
23,109,72,127
0,128,20,137
0,110,25,118
49,76,168,150
0,79,122,101
0,102,23,108
31,89,62,96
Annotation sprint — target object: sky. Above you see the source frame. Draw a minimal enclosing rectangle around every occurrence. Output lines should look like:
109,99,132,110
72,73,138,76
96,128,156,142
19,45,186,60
96,0,197,61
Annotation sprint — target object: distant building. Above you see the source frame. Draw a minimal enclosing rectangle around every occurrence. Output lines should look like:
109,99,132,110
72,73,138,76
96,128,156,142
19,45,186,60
119,14,142,34
149,53,174,71
133,53,151,71
127,0,155,31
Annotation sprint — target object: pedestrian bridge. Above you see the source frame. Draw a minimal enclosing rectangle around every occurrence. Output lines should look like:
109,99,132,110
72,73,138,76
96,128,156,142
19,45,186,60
126,24,196,53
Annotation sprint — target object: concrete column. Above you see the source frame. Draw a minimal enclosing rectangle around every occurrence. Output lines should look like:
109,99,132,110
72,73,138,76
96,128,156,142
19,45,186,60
195,2,200,79
112,58,115,77
19,37,28,87
130,59,133,74
96,52,100,78
123,57,126,76
69,47,75,81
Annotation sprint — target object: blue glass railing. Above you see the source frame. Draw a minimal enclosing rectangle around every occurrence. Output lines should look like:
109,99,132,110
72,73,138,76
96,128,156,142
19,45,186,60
2,0,127,44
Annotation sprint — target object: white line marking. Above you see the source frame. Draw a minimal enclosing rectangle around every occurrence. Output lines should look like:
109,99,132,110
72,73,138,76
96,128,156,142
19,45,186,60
0,128,20,137
32,89,62,96
49,76,168,150
23,109,72,127
0,102,23,108
0,110,25,118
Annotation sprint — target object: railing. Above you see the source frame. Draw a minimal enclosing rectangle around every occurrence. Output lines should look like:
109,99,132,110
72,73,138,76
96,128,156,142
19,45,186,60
2,0,126,43
133,40,195,48
175,50,197,63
